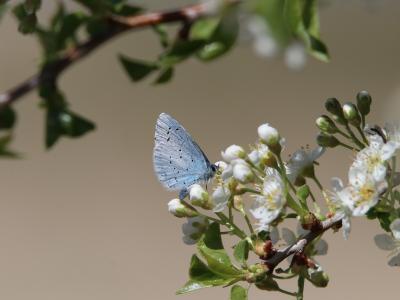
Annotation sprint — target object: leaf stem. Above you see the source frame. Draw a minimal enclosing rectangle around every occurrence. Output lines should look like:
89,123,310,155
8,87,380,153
296,275,305,300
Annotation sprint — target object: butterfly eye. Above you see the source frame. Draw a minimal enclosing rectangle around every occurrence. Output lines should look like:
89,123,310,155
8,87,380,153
211,164,218,173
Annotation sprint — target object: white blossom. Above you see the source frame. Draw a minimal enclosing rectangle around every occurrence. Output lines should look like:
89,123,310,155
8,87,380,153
350,139,396,182
189,184,212,209
221,145,246,162
182,216,209,245
168,199,197,218
212,185,231,213
374,219,400,267
286,146,325,183
258,123,279,144
250,168,285,230
284,42,307,71
390,219,400,240
233,162,254,183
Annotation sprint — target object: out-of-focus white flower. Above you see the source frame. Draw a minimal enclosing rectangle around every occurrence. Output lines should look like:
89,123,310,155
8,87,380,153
221,145,246,162
182,216,209,245
284,42,307,71
212,185,231,213
390,219,400,240
247,16,278,58
281,227,296,245
250,168,285,230
350,140,396,182
385,122,400,150
233,162,254,183
189,184,212,209
168,198,198,218
286,146,325,183
374,219,400,267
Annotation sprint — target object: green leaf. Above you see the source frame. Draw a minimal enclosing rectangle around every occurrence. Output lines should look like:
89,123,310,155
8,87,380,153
176,255,238,295
230,285,248,300
197,7,239,61
307,35,329,62
0,107,16,130
55,12,87,49
203,222,224,250
24,0,41,14
161,40,205,67
190,18,220,40
119,55,159,82
46,108,95,149
198,223,244,277
152,25,169,49
283,0,303,34
233,239,249,265
0,133,20,158
13,4,37,34
154,68,174,85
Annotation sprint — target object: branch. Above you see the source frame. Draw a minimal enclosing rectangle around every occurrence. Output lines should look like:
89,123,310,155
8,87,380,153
0,0,240,108
265,214,343,270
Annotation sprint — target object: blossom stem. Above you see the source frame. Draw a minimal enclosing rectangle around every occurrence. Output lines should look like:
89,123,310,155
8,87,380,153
287,193,305,216
277,287,298,297
356,126,369,145
312,175,323,191
336,128,351,139
246,158,265,175
296,275,305,300
272,273,297,280
216,212,247,239
344,123,365,149
338,141,359,151
244,213,255,235
239,187,261,195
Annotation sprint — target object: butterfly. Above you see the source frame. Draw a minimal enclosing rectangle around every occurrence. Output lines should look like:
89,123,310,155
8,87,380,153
153,113,217,199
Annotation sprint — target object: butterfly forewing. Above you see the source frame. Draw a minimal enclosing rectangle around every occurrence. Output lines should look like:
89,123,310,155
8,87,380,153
153,113,210,190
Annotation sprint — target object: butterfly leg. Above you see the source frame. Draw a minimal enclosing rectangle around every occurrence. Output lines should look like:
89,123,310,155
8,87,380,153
179,188,189,200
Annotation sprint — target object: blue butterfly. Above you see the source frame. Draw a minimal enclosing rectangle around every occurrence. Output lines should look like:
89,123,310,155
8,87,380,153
153,113,217,199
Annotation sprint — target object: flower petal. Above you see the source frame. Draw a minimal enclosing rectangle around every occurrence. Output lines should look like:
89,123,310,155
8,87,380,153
374,234,396,251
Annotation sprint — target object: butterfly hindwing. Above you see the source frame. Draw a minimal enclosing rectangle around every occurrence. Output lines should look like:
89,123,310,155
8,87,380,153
153,113,210,191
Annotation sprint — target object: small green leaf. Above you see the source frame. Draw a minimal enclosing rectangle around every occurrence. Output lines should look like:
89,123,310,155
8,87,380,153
190,18,220,40
176,255,238,295
154,67,174,85
230,285,248,300
203,222,223,250
233,240,249,265
0,107,16,130
160,40,205,67
23,0,41,14
46,108,95,149
198,237,242,277
152,25,169,48
13,4,37,34
0,133,20,158
119,55,159,82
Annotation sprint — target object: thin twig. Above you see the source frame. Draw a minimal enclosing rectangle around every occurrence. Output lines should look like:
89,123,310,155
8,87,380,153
265,214,342,270
0,0,240,109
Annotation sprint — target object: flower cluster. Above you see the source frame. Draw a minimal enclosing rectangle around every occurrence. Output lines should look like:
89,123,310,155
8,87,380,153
161,91,400,300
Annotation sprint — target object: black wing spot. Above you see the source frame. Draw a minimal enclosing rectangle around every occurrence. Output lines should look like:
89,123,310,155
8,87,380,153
175,128,179,131
180,156,182,159
183,181,186,185
191,159,194,162
168,127,171,130
179,149,181,152
167,137,170,142
167,131,170,135
169,161,172,164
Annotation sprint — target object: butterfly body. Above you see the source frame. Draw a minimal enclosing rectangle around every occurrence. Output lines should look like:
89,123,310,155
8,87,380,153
153,113,216,199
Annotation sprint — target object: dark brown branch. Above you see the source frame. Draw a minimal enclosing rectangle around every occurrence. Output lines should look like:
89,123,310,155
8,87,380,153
0,0,240,108
265,214,343,270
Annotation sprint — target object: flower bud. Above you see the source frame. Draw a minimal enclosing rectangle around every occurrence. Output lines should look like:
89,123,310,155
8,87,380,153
212,185,231,213
316,133,340,148
356,90,372,116
325,98,346,124
316,115,338,134
342,102,361,126
258,123,281,154
233,195,245,214
168,199,198,218
189,184,212,209
221,145,246,162
307,266,329,288
233,163,254,183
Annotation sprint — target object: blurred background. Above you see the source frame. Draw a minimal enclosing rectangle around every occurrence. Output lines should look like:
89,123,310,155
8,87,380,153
0,0,399,299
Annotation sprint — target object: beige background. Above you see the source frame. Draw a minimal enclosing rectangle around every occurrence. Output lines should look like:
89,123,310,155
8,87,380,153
0,0,399,299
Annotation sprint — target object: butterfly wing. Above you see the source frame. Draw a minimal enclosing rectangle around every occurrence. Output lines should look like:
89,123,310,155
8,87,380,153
153,113,211,191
